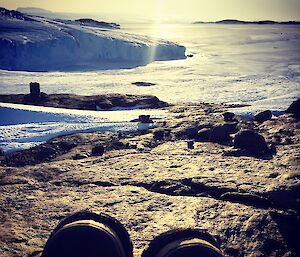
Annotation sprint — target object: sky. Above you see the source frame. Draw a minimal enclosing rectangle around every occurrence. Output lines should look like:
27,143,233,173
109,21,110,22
2,0,300,22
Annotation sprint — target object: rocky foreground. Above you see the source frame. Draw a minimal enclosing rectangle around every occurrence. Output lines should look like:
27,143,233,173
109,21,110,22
0,100,299,257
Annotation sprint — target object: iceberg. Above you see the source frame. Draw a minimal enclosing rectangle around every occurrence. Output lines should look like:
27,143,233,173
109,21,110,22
0,8,186,71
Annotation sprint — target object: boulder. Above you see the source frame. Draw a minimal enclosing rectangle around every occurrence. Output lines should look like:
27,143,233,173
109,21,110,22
234,130,268,155
223,112,235,122
254,110,272,123
286,99,300,118
91,144,105,156
210,125,231,143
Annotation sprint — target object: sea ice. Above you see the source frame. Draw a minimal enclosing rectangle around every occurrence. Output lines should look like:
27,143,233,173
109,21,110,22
0,102,167,153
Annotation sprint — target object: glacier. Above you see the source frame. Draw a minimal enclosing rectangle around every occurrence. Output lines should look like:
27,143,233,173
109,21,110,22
0,8,186,71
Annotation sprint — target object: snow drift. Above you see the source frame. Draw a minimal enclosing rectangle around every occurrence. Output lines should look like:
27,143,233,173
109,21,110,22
0,8,186,71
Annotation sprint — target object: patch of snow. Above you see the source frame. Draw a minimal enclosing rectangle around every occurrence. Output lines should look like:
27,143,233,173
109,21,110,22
0,103,167,153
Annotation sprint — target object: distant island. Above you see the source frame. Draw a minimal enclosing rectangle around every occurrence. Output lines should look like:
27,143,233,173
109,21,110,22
193,19,300,25
74,18,120,29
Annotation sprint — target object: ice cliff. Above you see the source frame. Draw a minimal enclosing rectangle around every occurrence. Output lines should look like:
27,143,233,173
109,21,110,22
0,8,186,71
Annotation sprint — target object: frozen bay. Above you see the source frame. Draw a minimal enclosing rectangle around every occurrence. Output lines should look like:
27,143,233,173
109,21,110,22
1,23,299,111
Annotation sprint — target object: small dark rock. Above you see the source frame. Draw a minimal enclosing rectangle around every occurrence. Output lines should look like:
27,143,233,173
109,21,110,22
187,140,194,149
132,82,156,87
234,130,268,155
254,110,272,123
223,112,235,122
91,144,105,156
195,128,212,142
187,54,194,58
138,115,152,123
286,99,300,118
210,125,231,143
268,172,279,178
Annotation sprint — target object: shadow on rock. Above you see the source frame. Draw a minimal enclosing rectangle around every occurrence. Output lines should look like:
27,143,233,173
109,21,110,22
270,211,300,257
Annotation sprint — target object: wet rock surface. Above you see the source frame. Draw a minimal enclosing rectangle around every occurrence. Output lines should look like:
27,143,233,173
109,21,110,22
0,102,299,257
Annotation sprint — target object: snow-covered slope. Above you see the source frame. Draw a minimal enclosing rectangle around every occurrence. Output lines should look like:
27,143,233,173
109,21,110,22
0,8,186,71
